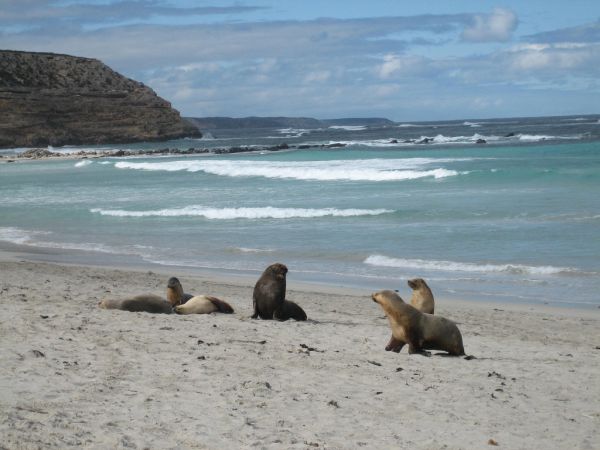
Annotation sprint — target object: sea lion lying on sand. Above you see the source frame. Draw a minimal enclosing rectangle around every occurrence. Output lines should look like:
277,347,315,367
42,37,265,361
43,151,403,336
175,295,234,314
371,290,464,356
166,277,194,306
274,299,307,321
98,295,173,314
252,263,287,319
408,278,435,314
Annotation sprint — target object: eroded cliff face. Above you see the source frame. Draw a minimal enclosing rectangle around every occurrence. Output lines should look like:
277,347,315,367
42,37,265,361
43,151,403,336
0,50,200,148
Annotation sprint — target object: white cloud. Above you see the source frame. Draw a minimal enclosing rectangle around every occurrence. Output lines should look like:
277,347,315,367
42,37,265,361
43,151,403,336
508,43,598,71
377,54,428,78
461,8,517,42
303,71,331,83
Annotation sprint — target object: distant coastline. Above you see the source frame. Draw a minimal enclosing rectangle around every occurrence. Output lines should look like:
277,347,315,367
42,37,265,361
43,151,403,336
1,112,598,162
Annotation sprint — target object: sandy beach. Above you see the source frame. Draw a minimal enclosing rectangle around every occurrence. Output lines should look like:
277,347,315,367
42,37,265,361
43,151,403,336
0,255,598,450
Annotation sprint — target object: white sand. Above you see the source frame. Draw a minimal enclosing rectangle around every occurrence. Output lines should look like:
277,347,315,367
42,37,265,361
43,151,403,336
0,259,599,449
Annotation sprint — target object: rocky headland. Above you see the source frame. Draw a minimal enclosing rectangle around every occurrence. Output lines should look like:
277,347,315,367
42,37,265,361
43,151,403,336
0,50,200,148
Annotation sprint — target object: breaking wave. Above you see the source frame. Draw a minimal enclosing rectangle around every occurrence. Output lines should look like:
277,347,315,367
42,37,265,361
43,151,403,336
0,227,151,256
328,125,367,131
364,254,582,276
113,158,467,182
90,206,394,219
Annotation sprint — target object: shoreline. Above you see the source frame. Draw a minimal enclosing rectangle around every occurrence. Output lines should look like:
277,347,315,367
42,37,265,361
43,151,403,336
0,254,598,448
1,241,598,317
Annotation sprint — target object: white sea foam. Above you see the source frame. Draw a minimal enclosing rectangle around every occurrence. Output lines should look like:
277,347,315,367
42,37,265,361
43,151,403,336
114,158,468,182
90,206,394,219
328,125,367,131
364,254,579,276
234,247,275,253
0,227,151,256
74,160,92,167
0,227,49,245
517,134,552,141
463,121,481,127
316,134,504,147
277,128,310,135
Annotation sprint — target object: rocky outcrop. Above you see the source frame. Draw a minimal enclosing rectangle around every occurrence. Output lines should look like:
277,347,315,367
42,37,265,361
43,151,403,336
0,50,200,148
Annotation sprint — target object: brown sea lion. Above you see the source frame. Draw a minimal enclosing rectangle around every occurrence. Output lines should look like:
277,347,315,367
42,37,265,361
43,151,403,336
274,299,307,321
166,277,194,306
175,295,234,314
98,294,173,314
408,278,435,314
251,263,287,319
371,290,464,356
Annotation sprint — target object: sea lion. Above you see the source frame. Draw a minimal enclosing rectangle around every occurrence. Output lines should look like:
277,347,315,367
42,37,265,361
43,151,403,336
98,294,173,314
371,290,464,356
174,295,234,315
274,299,307,321
166,277,194,306
408,278,435,314
251,263,287,319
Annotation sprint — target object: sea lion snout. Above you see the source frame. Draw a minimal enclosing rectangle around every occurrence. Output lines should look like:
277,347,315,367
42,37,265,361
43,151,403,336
371,293,379,303
407,279,418,289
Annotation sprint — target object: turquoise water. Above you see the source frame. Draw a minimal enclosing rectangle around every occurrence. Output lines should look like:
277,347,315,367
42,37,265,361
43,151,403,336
1,127,600,308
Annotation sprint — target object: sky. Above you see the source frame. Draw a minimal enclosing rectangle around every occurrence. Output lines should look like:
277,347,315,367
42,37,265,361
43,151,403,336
1,0,599,121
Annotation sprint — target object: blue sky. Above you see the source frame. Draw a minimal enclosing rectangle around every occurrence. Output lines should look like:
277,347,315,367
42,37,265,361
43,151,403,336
1,1,599,120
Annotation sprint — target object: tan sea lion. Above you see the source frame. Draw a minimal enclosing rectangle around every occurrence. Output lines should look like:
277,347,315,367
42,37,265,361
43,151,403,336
371,290,464,356
174,295,234,314
274,299,307,321
408,278,435,314
166,277,194,306
251,263,287,319
98,294,173,314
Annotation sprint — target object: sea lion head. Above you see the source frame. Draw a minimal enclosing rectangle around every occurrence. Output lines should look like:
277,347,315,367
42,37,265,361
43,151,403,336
166,277,185,306
408,278,424,290
371,290,405,306
167,277,181,289
267,263,288,279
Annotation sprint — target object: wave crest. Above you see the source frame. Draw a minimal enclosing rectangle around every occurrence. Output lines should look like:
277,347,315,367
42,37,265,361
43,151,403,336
364,254,580,276
114,158,466,182
91,206,394,219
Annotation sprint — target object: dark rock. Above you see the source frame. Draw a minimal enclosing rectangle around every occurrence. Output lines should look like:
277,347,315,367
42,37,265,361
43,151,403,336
475,138,487,144
504,132,516,137
389,139,398,144
0,50,201,148
20,148,58,158
417,137,433,144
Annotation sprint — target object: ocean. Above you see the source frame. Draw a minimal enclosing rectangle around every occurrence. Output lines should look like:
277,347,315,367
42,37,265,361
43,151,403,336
1,115,599,308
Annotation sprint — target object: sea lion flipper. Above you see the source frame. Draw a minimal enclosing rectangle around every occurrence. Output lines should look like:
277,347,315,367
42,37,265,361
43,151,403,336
385,335,405,352
406,328,430,356
206,296,234,314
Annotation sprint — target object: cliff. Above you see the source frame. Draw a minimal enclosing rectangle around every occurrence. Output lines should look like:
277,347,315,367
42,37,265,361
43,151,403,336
0,50,200,148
